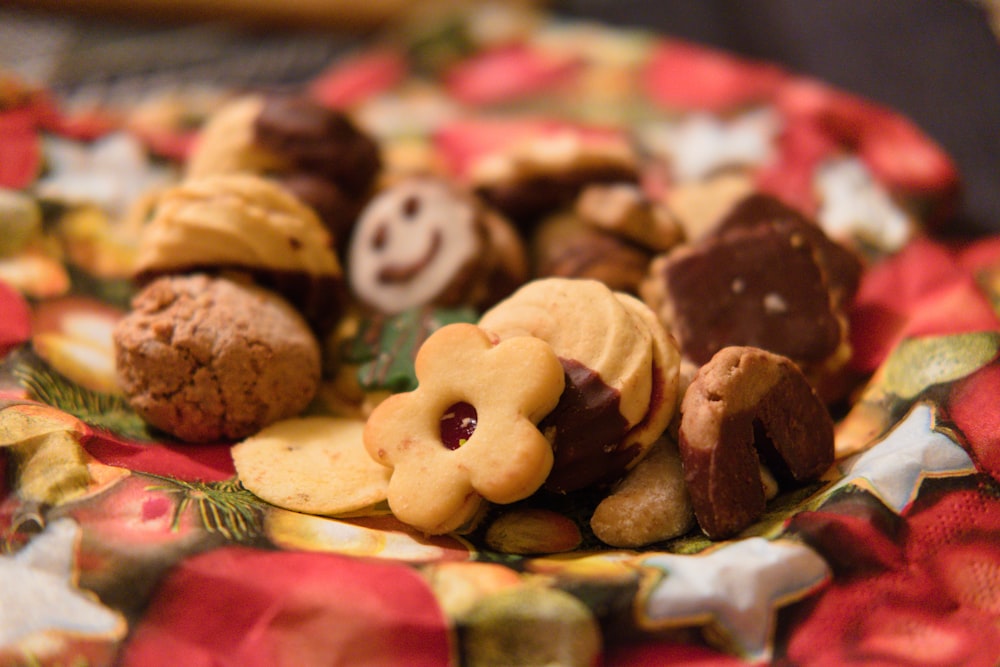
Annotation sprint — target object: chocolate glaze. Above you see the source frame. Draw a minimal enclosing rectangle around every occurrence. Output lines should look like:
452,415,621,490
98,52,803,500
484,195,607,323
255,95,381,195
661,223,842,366
273,172,362,245
714,193,864,305
541,358,640,493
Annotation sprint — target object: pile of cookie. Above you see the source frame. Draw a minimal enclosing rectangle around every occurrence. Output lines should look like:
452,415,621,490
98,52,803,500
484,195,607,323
112,88,859,549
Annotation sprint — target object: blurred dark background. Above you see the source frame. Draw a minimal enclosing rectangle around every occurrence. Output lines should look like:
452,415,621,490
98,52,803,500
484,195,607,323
2,0,999,235
555,0,1000,237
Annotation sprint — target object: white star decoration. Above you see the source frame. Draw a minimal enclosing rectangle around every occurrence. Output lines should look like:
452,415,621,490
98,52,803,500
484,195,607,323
829,402,977,512
0,518,125,649
639,538,830,660
640,108,780,182
815,156,913,252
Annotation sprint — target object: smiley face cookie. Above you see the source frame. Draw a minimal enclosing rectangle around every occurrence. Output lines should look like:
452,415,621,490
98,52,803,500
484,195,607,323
363,323,565,534
479,278,681,493
347,176,527,315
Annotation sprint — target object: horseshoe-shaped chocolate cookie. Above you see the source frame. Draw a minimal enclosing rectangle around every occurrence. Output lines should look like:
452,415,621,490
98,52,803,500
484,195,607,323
678,346,834,539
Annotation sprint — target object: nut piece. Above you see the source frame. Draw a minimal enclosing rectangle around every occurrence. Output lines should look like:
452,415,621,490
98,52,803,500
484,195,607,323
678,346,834,539
590,436,695,548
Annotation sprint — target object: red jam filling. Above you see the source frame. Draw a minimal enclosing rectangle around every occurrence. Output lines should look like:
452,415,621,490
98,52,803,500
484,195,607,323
440,401,478,450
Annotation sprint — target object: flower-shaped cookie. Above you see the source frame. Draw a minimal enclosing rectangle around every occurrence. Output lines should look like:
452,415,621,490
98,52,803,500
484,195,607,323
363,323,565,534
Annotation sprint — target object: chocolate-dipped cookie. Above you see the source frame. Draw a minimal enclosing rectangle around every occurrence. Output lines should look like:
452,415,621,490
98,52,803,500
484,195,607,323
186,93,381,242
479,278,681,493
531,211,652,295
347,176,527,315
713,192,863,308
643,213,855,373
133,173,346,333
678,346,834,539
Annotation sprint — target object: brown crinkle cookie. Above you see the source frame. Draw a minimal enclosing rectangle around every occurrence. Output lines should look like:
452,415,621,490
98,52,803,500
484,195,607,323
678,346,834,540
113,274,321,443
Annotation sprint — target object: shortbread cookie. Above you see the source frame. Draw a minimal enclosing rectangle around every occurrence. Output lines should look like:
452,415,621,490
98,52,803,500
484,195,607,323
133,173,345,332
347,176,527,315
233,416,390,516
678,346,834,539
479,278,680,492
113,274,322,443
363,323,565,534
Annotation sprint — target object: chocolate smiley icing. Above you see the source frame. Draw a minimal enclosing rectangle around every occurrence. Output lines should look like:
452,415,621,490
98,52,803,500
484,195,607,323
347,176,528,316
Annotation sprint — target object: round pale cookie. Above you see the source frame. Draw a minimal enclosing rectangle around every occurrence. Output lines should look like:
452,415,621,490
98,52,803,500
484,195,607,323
233,416,391,516
678,346,834,540
348,176,527,315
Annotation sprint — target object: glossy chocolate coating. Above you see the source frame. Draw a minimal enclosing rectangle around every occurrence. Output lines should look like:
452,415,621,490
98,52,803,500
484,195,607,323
541,358,635,493
255,95,381,195
658,223,843,366
715,193,863,305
